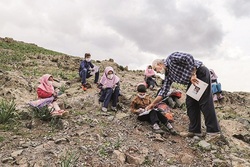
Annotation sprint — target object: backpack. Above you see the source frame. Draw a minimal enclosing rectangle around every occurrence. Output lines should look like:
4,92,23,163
155,102,174,123
170,90,182,99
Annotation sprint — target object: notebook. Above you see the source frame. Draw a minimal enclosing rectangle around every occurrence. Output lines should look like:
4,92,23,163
186,79,208,101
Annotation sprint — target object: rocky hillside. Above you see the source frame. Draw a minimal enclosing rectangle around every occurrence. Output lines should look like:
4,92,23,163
0,37,249,167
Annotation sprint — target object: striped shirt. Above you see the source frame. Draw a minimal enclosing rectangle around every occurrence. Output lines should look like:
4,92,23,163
158,52,203,97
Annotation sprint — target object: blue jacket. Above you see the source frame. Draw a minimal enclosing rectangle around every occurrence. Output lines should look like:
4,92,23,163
79,60,94,73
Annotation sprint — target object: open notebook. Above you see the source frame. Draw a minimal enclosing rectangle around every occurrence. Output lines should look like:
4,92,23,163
186,79,208,101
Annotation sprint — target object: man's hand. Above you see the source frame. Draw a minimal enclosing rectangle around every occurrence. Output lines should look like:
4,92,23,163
191,74,199,86
145,104,154,111
145,95,163,111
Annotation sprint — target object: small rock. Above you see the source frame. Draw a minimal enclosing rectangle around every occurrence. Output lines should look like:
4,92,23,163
180,153,193,164
113,150,126,164
116,113,129,119
158,149,166,157
126,153,145,165
2,157,14,163
11,149,23,157
198,140,211,150
54,138,69,144
154,134,164,142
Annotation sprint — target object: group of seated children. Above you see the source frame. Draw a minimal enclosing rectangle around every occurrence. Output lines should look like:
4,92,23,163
29,53,224,136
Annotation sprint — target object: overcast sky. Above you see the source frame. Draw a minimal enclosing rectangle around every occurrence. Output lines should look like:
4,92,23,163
1,0,250,92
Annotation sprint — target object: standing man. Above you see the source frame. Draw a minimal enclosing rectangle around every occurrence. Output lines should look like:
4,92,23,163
146,52,221,138
79,53,99,91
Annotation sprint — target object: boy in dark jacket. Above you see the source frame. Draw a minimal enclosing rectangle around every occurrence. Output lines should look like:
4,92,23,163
79,53,100,91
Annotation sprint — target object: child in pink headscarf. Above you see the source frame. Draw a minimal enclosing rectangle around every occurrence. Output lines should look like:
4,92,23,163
29,74,67,116
144,65,157,90
98,66,120,112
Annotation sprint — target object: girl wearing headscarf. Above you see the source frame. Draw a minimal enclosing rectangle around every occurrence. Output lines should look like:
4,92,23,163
144,65,157,90
98,66,120,112
209,69,224,101
29,74,67,116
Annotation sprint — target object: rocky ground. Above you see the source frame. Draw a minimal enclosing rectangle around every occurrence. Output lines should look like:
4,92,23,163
0,38,249,167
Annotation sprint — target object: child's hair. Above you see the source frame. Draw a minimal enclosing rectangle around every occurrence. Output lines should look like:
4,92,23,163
137,83,146,93
85,53,91,58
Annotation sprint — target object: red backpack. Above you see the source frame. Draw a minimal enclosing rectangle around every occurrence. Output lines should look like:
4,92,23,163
170,90,182,99
155,102,174,123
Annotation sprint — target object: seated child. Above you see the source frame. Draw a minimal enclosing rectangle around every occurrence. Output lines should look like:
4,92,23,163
29,74,67,116
130,83,177,135
209,69,224,101
98,66,120,112
144,65,157,90
79,53,100,91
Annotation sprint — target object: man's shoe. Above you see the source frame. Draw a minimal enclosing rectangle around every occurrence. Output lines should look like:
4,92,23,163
180,132,204,137
205,132,221,142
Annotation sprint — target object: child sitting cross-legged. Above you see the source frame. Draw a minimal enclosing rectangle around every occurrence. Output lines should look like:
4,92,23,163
130,83,177,135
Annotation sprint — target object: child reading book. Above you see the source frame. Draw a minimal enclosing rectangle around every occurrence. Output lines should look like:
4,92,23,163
130,83,177,135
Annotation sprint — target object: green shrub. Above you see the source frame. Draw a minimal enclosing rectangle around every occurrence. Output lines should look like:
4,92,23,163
0,99,17,124
0,136,5,142
60,151,79,167
30,106,53,121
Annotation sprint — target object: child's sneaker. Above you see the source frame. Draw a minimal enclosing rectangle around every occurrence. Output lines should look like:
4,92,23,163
218,94,224,100
102,107,108,112
165,123,178,135
51,110,63,117
82,85,87,91
152,123,164,134
111,106,117,111
213,94,218,101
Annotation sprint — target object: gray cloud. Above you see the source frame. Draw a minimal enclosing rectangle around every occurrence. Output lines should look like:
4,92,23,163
226,0,250,17
0,0,224,60
98,1,224,58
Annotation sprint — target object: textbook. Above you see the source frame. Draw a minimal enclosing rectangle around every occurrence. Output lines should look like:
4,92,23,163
139,110,151,116
186,79,208,101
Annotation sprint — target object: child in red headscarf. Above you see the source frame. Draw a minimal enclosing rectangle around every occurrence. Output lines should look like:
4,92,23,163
36,74,67,116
